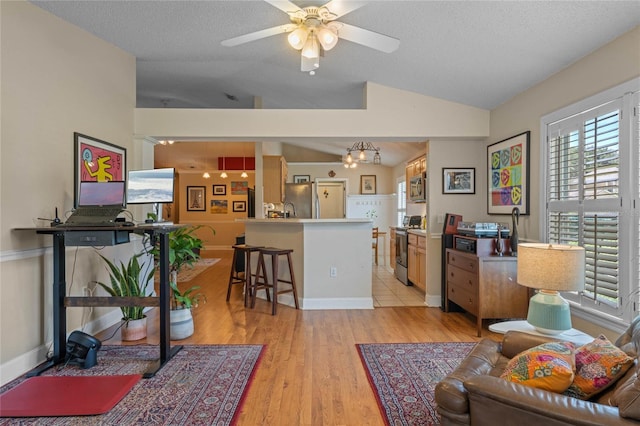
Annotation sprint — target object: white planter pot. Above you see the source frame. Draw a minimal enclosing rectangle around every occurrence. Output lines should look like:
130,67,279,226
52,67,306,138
170,308,194,340
121,317,147,341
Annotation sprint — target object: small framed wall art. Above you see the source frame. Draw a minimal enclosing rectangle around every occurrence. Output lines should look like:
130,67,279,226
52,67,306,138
293,175,310,183
186,186,206,211
442,168,475,194
233,200,247,212
360,175,377,194
212,184,226,196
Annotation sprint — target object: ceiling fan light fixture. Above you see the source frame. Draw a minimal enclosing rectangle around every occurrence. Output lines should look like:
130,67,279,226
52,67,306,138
301,54,319,72
301,34,319,59
288,27,308,50
317,26,338,51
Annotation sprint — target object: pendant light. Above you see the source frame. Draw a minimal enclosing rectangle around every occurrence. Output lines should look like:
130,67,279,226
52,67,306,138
220,143,228,178
240,145,248,178
203,142,210,178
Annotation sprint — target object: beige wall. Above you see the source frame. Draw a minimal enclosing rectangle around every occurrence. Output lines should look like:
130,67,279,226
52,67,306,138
488,26,640,334
489,26,640,242
1,1,136,383
286,162,396,196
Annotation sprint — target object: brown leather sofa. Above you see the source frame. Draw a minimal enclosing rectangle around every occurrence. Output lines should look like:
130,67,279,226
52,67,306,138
435,318,640,425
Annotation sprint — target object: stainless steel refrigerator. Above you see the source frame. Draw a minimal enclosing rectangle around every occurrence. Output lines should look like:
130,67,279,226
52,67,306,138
284,182,313,218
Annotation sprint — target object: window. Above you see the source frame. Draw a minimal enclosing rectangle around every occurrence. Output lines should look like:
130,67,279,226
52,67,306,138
397,179,406,226
542,79,639,328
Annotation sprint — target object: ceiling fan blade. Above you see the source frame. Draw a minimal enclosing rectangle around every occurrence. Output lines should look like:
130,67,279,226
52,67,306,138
321,0,367,19
221,24,296,47
264,0,304,16
337,23,400,53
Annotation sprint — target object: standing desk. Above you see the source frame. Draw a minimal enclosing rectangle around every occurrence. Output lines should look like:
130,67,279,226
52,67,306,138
16,223,183,378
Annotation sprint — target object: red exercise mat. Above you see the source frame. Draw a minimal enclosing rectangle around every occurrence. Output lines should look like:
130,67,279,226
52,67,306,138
0,375,141,417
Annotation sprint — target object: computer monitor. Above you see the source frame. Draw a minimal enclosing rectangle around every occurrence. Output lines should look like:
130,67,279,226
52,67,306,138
126,168,175,204
78,181,126,207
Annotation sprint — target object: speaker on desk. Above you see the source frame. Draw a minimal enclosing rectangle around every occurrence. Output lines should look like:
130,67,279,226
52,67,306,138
441,213,462,312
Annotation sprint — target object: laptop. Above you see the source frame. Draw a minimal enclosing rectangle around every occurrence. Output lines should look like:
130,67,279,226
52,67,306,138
64,181,126,226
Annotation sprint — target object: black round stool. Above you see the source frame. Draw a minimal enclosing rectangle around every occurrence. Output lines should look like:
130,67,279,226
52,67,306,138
226,244,264,307
251,247,300,315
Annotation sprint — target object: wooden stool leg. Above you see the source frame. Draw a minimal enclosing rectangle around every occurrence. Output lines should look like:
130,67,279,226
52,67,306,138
226,248,239,301
271,253,278,315
244,251,252,307
251,252,264,309
286,252,300,309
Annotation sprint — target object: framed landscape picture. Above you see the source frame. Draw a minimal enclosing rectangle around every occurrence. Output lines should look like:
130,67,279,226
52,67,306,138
233,200,246,212
212,184,226,196
487,131,530,214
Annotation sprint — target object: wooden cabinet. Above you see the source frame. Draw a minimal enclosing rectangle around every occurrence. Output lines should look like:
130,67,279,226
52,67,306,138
405,155,426,202
263,156,288,203
389,227,396,270
446,249,528,336
408,232,426,292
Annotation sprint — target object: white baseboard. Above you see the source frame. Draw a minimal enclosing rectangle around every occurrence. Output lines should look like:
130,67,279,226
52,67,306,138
425,294,441,308
0,310,122,386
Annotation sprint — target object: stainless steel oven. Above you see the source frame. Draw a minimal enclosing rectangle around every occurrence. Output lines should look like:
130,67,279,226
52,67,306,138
395,228,409,286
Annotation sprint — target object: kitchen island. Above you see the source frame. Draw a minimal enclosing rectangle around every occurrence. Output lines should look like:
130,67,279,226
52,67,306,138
240,218,373,309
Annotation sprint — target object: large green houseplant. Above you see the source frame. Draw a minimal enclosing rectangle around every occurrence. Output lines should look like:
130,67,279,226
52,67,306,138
150,224,214,339
96,252,154,340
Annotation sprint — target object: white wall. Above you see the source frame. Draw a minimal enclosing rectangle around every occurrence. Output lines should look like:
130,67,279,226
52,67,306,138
1,1,136,384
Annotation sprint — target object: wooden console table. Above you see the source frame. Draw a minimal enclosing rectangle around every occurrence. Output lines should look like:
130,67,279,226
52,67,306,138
16,223,183,378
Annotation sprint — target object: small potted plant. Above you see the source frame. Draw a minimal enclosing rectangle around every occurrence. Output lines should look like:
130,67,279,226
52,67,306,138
96,252,154,341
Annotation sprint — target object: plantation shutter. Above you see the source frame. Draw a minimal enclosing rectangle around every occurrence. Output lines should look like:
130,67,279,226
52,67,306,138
546,100,622,317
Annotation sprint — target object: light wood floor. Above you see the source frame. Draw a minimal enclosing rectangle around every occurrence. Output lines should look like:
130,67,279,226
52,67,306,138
96,249,501,425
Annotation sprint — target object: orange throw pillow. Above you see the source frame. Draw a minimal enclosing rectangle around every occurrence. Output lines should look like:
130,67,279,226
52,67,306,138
501,341,576,393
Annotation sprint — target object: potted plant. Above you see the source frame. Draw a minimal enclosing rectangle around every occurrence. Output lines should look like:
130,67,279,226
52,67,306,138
96,252,154,341
150,224,214,339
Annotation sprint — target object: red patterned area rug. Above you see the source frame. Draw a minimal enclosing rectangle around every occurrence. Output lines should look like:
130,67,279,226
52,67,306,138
357,342,476,426
0,344,264,425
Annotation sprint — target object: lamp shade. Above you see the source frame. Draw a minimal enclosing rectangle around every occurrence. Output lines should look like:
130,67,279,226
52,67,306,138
517,243,585,292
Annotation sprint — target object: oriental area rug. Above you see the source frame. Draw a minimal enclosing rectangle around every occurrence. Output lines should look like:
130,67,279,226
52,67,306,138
357,342,476,426
0,344,264,425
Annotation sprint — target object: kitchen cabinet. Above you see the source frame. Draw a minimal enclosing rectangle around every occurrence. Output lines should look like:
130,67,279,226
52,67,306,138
263,156,288,203
408,232,426,292
389,227,396,269
445,248,528,337
405,155,426,202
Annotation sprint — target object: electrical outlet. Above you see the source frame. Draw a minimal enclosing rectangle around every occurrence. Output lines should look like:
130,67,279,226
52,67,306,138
330,267,337,278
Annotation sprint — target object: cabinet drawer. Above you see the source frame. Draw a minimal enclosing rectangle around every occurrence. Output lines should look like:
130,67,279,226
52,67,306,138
408,234,418,246
447,264,477,292
448,284,478,316
448,252,478,273
417,236,426,249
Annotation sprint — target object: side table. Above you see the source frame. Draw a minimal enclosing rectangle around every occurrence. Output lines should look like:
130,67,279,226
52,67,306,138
489,320,594,346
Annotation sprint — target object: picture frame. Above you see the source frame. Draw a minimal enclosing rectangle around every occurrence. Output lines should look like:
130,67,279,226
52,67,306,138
212,184,226,196
73,132,126,208
360,175,377,194
186,186,206,211
442,168,475,194
210,199,228,214
230,181,248,195
233,200,247,212
487,131,530,215
293,175,310,183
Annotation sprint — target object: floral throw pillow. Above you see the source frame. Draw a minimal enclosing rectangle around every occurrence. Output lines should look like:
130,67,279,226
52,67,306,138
564,335,635,400
501,341,576,393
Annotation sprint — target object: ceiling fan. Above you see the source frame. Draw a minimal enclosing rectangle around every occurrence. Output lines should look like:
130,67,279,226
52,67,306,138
221,0,400,74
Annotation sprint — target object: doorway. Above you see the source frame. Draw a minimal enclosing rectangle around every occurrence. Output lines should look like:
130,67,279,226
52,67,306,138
315,178,346,219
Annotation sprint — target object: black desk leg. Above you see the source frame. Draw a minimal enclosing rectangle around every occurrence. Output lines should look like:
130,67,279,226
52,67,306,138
27,232,67,377
143,231,182,378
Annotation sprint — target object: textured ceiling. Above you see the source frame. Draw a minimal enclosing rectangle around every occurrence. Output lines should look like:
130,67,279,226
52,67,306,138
29,1,640,168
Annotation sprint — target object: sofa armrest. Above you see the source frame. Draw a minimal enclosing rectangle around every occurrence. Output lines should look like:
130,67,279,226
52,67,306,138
464,375,635,426
435,339,502,416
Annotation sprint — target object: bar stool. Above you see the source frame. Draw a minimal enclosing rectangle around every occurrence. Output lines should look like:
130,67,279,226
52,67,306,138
226,244,264,307
251,247,300,315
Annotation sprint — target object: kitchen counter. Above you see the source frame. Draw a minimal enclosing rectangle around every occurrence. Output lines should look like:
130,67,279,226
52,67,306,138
239,218,373,310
